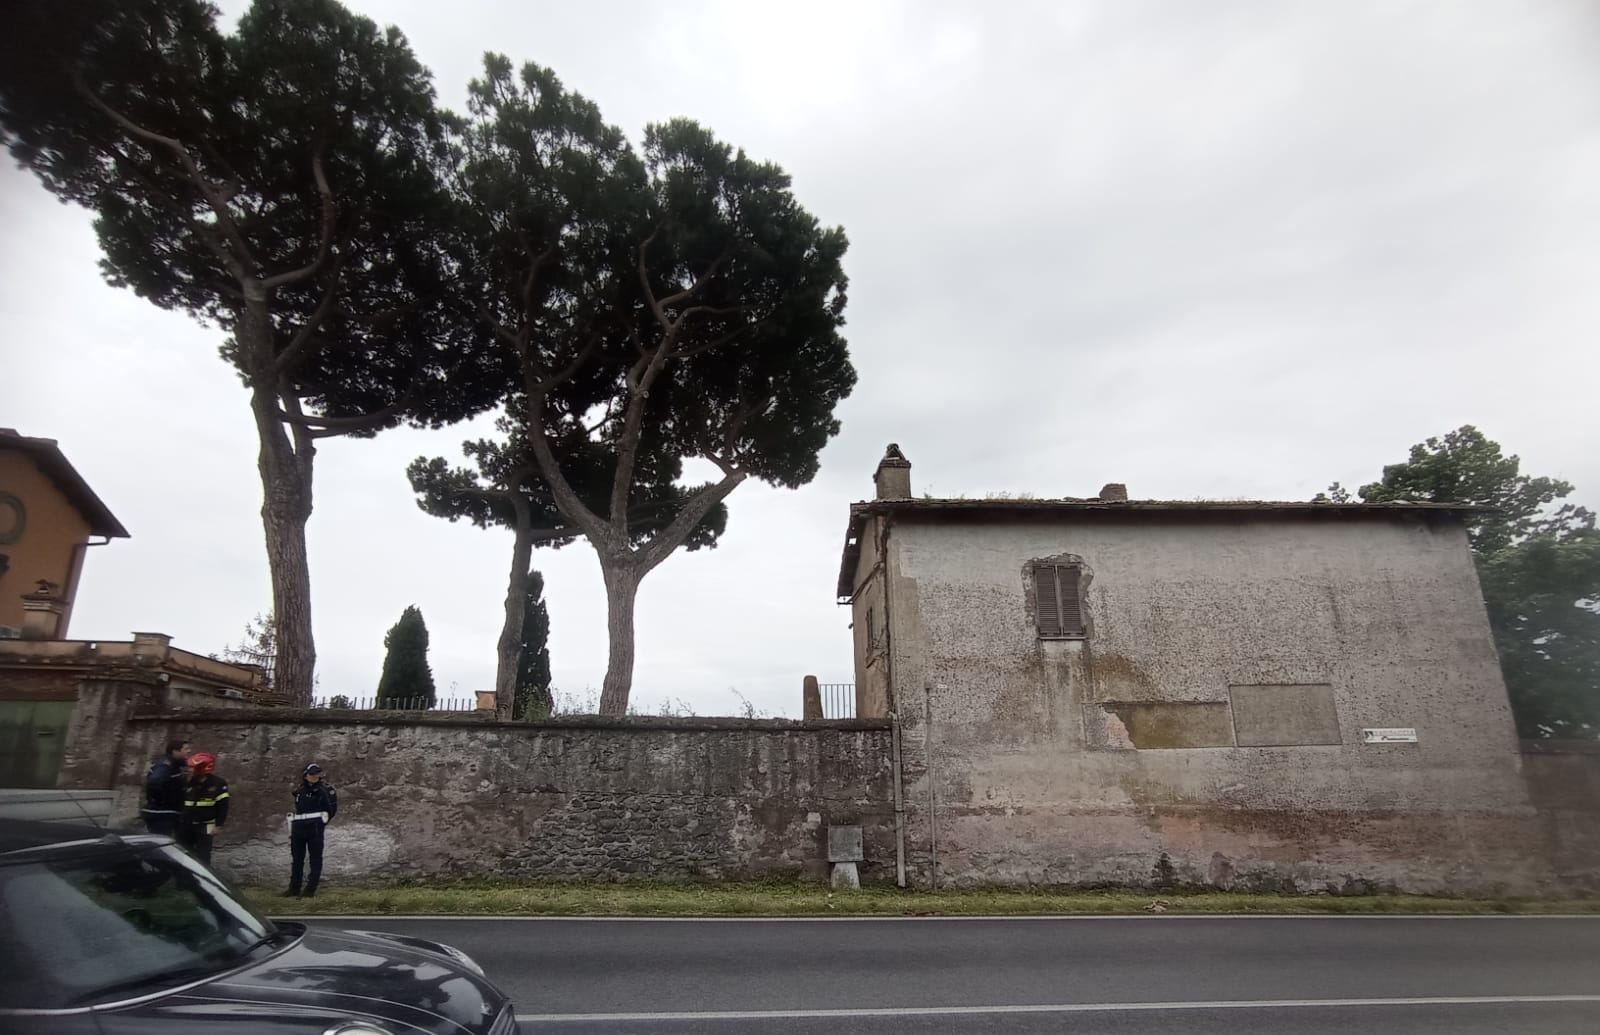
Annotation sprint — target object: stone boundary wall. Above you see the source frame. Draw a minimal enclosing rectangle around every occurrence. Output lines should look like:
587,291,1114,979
102,709,897,886
72,708,1599,894
1520,739,1600,894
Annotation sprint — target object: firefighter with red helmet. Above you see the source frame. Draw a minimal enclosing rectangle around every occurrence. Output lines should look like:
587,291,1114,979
178,751,230,865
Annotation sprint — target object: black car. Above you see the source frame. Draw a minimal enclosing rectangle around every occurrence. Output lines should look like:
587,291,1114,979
0,820,519,1034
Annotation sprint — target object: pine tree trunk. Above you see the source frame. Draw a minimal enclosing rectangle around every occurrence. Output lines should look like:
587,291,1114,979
262,485,314,706
495,524,534,721
245,311,316,707
597,558,641,716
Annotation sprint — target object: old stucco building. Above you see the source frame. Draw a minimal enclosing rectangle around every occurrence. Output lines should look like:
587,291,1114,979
0,430,272,790
839,445,1546,892
0,427,129,639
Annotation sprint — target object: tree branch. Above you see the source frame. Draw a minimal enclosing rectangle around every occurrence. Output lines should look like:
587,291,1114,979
273,268,342,376
520,392,621,552
72,72,258,280
637,231,731,332
516,234,558,318
261,142,336,289
479,302,523,349
609,328,681,532
584,399,621,436
279,392,412,438
637,471,748,573
655,248,733,310
104,143,240,271
533,328,603,395
713,395,768,466
673,319,749,359
278,390,316,462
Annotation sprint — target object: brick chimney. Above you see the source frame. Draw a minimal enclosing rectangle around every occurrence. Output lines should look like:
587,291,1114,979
1098,483,1129,502
874,444,912,500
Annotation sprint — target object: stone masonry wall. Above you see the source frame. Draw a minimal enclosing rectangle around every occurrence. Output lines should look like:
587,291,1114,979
1521,740,1600,894
104,710,897,886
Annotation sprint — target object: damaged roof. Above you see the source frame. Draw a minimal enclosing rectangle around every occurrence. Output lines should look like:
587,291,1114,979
835,496,1477,601
1,428,129,539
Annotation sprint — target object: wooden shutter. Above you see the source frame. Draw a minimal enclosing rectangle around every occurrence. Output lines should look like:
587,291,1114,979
1034,563,1084,638
1035,564,1061,637
1059,567,1084,636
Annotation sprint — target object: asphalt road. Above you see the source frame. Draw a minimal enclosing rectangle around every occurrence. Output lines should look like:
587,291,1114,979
302,914,1600,1034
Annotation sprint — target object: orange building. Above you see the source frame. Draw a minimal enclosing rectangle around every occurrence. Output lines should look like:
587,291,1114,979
0,428,128,639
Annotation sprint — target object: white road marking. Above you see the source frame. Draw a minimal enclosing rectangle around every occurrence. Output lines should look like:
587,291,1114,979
515,994,1600,1024
284,921,1600,927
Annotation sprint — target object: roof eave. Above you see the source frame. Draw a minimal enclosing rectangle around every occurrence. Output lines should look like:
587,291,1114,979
833,497,1477,601
3,433,129,538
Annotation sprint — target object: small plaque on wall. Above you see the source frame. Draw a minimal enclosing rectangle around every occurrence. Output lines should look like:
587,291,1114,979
1362,727,1418,744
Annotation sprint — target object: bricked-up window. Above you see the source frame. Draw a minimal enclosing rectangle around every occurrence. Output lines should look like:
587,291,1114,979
1033,563,1085,638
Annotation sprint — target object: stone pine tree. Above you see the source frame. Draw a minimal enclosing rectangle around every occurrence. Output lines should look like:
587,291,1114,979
376,605,436,709
0,1,479,705
452,56,854,714
407,416,726,719
514,572,553,720
1322,426,1599,737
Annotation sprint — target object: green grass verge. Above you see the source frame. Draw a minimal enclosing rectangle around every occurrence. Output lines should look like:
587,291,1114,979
243,880,1600,918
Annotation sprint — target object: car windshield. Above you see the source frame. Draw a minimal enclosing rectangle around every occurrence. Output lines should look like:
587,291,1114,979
0,840,278,1010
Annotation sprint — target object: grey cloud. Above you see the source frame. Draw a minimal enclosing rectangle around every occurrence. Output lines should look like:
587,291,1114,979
5,0,1596,716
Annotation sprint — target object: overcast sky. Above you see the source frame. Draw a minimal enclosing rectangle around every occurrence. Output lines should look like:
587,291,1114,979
4,0,1598,716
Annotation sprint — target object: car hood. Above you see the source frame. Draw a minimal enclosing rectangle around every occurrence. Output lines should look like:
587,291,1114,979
102,925,512,1035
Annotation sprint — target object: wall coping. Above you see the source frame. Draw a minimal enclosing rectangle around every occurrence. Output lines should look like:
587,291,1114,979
127,707,892,733
1520,739,1600,756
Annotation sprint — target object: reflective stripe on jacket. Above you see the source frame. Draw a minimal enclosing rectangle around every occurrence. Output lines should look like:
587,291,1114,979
290,781,337,826
182,774,230,826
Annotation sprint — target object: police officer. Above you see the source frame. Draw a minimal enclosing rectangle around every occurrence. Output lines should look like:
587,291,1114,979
141,738,191,836
285,762,337,898
178,752,229,865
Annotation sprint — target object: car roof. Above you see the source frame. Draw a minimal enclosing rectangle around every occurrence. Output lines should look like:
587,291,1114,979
0,818,105,851
0,819,169,861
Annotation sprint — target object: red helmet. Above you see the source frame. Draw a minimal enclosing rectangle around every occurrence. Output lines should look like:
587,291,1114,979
189,752,217,776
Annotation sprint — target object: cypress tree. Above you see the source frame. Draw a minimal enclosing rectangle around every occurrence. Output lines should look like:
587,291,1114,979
377,605,436,709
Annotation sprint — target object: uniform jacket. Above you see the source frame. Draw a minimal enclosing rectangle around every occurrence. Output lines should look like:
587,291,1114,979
182,774,230,828
290,780,338,827
143,756,187,816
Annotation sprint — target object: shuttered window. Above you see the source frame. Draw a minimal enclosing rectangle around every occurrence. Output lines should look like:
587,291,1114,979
1033,563,1085,638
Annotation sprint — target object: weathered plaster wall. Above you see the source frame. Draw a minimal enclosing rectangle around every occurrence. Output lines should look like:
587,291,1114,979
885,512,1554,894
103,710,897,886
848,514,892,719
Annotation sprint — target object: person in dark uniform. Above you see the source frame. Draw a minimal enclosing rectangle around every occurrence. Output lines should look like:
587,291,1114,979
140,738,191,836
177,752,229,865
284,762,337,898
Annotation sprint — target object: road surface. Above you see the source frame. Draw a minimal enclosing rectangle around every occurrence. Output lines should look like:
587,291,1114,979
302,914,1600,1033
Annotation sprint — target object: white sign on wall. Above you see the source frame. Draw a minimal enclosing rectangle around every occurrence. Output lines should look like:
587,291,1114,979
1362,727,1419,744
